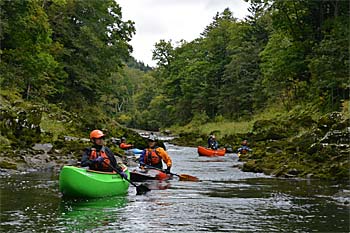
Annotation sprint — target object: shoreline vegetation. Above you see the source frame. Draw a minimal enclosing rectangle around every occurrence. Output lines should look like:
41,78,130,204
170,102,349,181
1,1,349,182
0,94,348,182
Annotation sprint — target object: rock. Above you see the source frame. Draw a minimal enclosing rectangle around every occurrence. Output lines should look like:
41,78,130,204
0,160,17,170
287,168,299,175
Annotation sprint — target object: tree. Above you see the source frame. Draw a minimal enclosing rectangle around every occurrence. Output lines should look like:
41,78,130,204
0,0,63,101
46,0,135,110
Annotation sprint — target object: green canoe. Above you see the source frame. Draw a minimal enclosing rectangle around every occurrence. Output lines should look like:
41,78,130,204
59,166,130,198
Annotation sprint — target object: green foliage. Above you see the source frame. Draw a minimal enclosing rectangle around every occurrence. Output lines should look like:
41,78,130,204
260,32,308,105
1,0,348,149
152,39,174,68
125,2,349,130
46,0,135,109
0,0,63,101
1,0,137,137
308,16,350,112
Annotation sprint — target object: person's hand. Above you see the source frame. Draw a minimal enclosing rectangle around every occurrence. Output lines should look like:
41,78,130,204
139,165,147,173
93,156,104,164
119,171,127,179
165,166,171,174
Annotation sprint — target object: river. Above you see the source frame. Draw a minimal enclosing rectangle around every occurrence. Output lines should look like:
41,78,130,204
1,144,349,232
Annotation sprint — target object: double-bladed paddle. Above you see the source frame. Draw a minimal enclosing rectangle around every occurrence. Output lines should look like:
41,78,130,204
144,165,199,182
103,161,150,195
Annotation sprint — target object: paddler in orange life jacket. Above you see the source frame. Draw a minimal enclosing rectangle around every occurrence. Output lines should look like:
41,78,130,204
119,137,133,150
81,129,127,179
139,134,172,173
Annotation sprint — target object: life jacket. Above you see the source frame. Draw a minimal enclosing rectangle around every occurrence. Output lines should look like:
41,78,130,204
241,149,248,154
238,146,249,154
89,147,111,171
143,147,162,168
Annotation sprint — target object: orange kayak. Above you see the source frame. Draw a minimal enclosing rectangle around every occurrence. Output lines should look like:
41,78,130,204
197,146,226,157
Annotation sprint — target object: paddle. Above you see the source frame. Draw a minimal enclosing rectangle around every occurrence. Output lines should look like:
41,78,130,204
103,161,150,195
144,165,199,182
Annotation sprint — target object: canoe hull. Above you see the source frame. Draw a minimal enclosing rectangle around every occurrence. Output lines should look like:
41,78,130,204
59,166,130,198
197,146,226,157
132,148,143,154
130,169,171,182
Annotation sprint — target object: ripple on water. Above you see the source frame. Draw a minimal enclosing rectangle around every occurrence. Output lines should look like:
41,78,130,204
0,144,349,232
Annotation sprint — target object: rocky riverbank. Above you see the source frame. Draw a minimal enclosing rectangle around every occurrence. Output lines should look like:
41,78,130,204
0,98,149,174
1,95,348,181
171,111,349,181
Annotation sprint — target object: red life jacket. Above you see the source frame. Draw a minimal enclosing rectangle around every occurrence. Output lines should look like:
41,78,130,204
144,148,162,168
89,147,111,171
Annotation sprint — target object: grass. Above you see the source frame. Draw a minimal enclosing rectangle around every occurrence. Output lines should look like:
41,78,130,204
199,121,253,136
171,102,321,138
200,104,289,136
341,100,349,118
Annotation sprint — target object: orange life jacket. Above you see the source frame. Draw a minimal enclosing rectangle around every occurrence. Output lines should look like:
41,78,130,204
144,148,162,168
89,147,111,171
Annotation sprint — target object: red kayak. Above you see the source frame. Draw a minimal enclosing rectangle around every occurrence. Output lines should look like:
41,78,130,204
130,168,171,182
197,146,226,157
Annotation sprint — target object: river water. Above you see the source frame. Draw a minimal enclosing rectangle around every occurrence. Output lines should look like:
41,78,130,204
1,144,349,232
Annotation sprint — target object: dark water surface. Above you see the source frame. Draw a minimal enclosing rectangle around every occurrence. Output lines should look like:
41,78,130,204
1,144,349,232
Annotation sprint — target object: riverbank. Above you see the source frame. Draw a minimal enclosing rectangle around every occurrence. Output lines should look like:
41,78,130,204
1,95,349,182
170,105,349,181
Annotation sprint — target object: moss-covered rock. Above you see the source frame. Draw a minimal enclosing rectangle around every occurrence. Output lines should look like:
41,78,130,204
169,110,349,181
0,160,17,169
243,112,350,180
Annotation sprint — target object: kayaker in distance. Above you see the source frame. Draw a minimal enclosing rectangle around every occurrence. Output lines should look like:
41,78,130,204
119,137,133,150
139,134,172,173
81,129,127,179
237,140,252,155
208,134,219,150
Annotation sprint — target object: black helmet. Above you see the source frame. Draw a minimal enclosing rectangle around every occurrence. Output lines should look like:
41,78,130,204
121,137,126,142
148,134,157,142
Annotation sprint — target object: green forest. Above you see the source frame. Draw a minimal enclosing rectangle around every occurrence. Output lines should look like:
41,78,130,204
1,0,349,152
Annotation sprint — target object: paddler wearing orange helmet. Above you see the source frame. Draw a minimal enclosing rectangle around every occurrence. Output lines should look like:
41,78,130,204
81,129,127,179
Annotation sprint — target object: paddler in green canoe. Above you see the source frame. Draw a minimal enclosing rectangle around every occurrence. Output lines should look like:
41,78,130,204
81,129,127,179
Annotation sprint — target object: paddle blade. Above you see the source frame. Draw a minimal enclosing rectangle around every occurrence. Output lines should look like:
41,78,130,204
136,184,151,195
178,174,199,182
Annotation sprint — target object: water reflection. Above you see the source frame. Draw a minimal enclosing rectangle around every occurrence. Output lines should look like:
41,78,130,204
0,144,349,232
59,197,128,232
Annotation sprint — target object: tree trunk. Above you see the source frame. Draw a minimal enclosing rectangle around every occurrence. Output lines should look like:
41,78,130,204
26,83,31,100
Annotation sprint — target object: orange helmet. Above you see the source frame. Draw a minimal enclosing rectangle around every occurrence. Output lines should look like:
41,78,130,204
90,130,105,139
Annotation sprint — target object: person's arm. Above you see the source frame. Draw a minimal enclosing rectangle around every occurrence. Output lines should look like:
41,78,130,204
139,150,146,166
208,138,212,147
81,148,92,167
156,147,172,167
120,143,133,149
